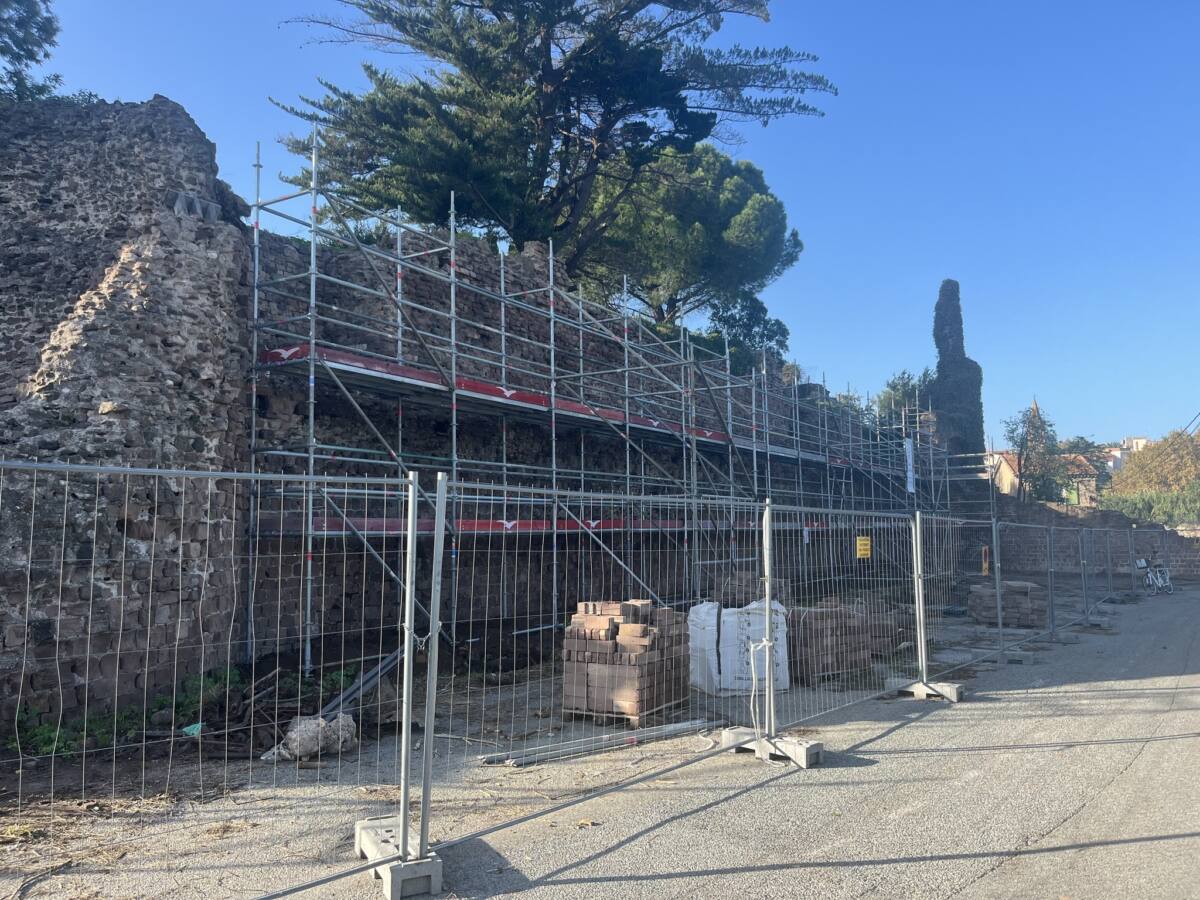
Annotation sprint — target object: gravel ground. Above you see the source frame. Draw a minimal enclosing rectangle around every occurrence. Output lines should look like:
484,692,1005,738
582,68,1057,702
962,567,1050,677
2,587,1197,899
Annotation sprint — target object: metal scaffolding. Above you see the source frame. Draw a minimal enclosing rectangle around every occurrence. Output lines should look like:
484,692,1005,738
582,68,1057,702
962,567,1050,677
250,135,948,504
245,133,954,658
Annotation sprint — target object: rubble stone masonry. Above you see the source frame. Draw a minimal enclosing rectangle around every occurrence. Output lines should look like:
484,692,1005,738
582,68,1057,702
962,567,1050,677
0,96,251,726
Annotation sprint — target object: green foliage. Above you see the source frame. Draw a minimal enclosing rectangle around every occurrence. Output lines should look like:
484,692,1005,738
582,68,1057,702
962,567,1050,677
321,665,360,698
933,278,965,360
273,665,360,702
582,145,799,355
1101,480,1200,527
1058,435,1111,490
280,0,834,275
1003,402,1066,502
8,666,245,758
874,368,934,417
833,389,869,418
164,667,245,724
60,88,100,104
8,704,143,757
1110,431,1200,495
1104,431,1200,525
0,0,60,101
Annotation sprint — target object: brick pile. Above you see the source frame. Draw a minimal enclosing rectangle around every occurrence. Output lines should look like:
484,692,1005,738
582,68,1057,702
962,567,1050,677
716,570,759,604
714,569,794,604
561,599,689,722
787,603,873,682
967,580,1048,629
864,607,901,655
841,592,906,656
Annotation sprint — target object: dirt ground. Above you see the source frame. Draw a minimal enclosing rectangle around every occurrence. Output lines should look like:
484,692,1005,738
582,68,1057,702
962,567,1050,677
0,582,1121,899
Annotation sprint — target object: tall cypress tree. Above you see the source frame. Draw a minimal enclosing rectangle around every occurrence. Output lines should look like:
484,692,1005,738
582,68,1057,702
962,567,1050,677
928,279,985,456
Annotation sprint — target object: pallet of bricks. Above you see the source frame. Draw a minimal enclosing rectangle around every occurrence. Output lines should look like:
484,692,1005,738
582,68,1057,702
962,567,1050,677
715,569,794,605
863,605,902,656
967,580,1048,629
787,602,874,683
561,599,689,727
845,592,906,657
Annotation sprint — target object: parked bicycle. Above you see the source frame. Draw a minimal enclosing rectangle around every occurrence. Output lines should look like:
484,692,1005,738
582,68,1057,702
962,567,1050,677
1136,555,1174,595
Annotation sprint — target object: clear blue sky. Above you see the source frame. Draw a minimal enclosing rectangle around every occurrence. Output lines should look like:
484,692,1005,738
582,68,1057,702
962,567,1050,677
37,1,1199,445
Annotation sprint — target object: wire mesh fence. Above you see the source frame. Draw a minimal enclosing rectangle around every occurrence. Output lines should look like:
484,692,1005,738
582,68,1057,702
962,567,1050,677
0,460,425,855
427,483,759,769
765,506,921,727
3,457,1196,895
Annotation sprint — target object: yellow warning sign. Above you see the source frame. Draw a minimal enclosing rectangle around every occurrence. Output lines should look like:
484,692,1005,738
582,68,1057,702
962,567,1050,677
856,536,872,559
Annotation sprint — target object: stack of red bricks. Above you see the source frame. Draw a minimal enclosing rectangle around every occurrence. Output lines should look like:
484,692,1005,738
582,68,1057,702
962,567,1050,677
967,580,1048,629
561,599,689,721
787,603,874,682
715,570,794,605
717,570,759,605
864,607,901,656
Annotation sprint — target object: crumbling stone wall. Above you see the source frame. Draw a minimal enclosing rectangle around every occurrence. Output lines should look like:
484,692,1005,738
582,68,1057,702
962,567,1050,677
0,96,252,727
996,498,1200,578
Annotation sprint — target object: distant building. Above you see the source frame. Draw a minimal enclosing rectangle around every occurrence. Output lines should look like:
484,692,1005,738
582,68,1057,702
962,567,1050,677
1060,453,1103,506
988,451,1022,497
987,450,1103,506
1104,436,1152,473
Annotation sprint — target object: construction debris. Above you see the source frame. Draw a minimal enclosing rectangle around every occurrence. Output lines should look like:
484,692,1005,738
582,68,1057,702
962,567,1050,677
261,713,357,762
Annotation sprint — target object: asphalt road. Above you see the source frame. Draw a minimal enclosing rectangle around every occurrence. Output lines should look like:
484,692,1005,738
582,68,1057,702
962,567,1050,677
444,589,1200,899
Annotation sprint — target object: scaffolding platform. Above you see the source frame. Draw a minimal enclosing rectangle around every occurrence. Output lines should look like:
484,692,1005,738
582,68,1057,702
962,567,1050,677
260,343,733,446
257,513,773,538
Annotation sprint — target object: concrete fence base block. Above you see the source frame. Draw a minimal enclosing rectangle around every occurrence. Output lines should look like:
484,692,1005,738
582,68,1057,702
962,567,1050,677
355,816,443,899
720,726,823,768
885,678,966,703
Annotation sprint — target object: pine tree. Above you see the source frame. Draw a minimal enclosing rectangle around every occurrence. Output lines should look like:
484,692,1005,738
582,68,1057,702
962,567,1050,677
0,0,60,101
1003,401,1066,503
280,1,834,274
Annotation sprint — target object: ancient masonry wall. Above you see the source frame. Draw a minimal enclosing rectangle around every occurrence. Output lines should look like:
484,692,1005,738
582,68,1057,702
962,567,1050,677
0,96,252,726
995,499,1200,580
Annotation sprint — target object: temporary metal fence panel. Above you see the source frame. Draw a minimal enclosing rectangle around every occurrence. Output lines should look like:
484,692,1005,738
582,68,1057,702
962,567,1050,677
0,460,425,881
410,484,935,852
416,481,761,844
921,518,1004,678
765,505,922,728
1061,527,1099,623
996,522,1058,639
6,455,1191,897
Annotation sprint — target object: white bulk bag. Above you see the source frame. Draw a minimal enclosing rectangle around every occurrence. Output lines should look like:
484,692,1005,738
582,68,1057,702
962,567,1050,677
688,599,789,696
